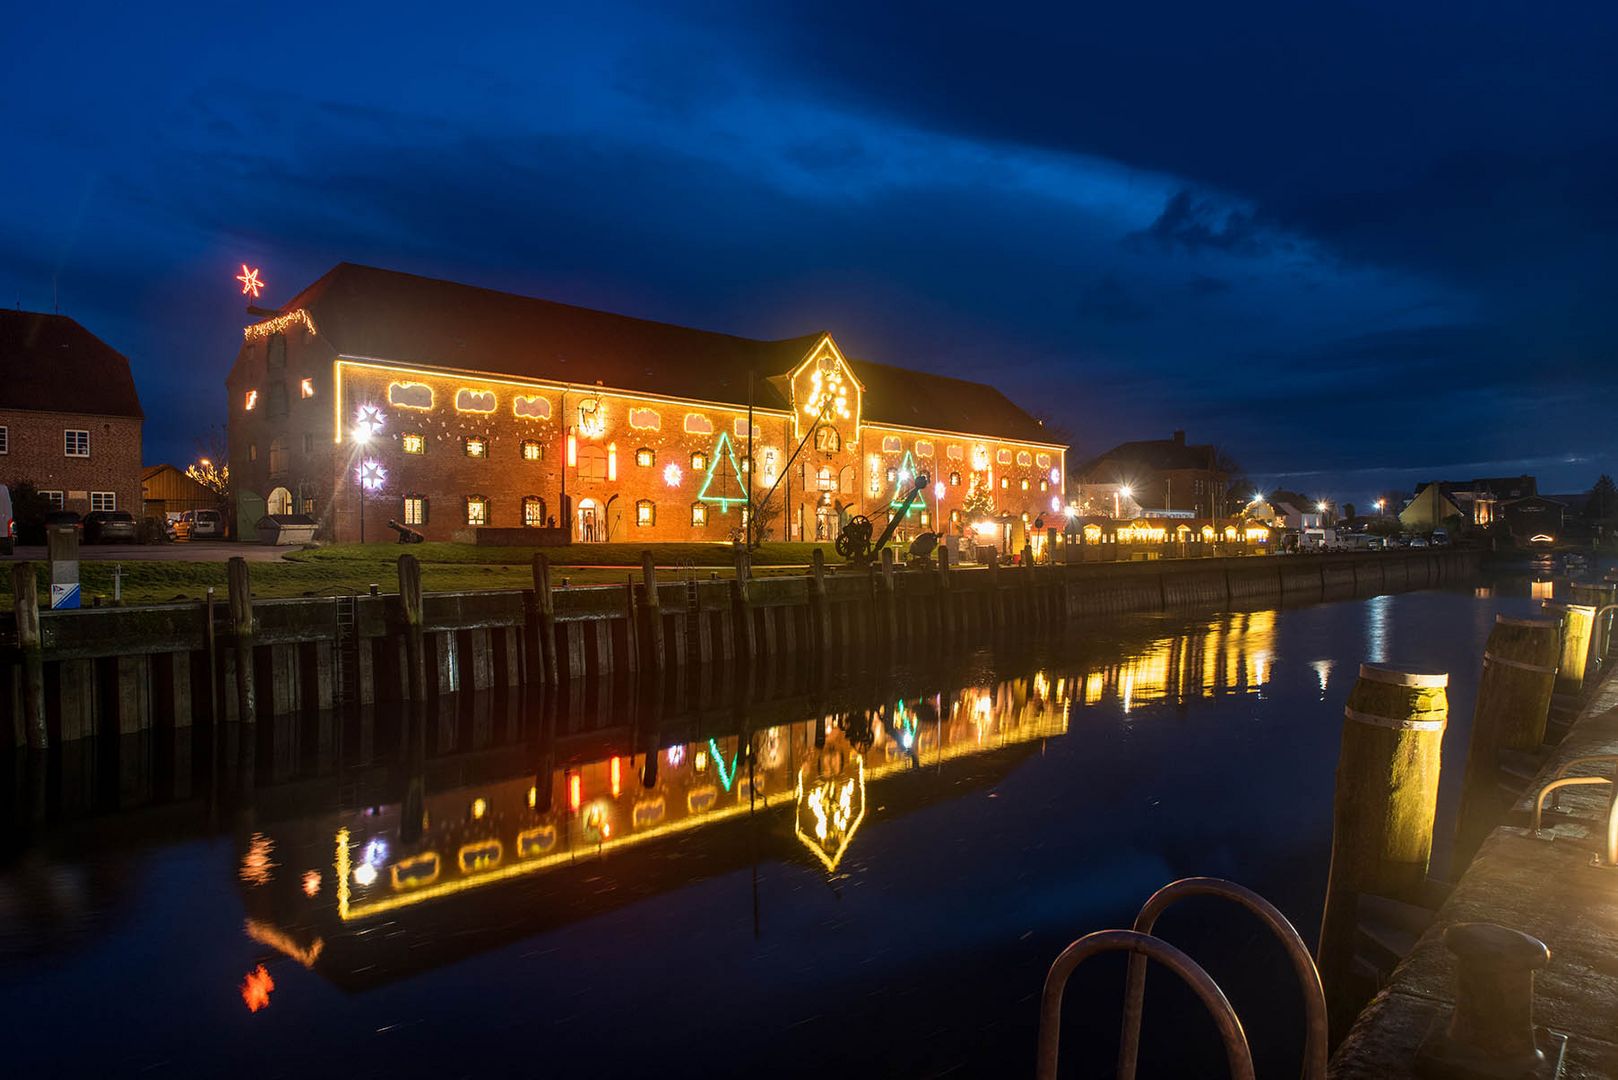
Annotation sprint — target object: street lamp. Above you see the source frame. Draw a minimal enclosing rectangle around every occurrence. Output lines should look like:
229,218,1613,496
1116,484,1133,520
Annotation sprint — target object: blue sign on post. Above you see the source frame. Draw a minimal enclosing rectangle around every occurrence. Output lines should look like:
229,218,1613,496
50,583,80,610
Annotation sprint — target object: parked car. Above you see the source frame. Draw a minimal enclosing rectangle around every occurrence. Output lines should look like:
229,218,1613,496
0,484,11,555
1410,536,1430,548
178,508,224,539
44,509,83,534
1430,528,1450,547
83,509,139,544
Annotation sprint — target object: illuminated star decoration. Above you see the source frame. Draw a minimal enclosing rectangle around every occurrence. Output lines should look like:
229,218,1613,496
357,459,387,492
353,403,385,440
236,264,264,298
240,965,276,1012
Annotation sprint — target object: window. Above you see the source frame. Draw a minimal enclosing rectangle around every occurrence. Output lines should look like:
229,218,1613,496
0,425,8,454
64,429,89,457
691,502,708,526
303,433,315,454
636,499,656,527
949,471,961,486
1040,479,1049,492
244,390,258,411
300,377,315,398
690,451,707,472
90,492,116,512
1020,479,1029,491
267,332,286,369
522,496,546,527
521,439,543,461
814,426,841,453
465,496,488,526
919,511,930,527
818,466,833,491
1000,477,1009,489
402,433,425,455
249,443,258,462
577,445,608,481
267,381,288,416
636,447,655,467
42,491,64,509
886,468,897,483
464,436,487,458
268,437,288,478
403,496,427,526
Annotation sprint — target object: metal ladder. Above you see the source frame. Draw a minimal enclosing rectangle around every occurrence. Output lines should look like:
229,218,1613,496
332,591,362,810
1036,877,1327,1080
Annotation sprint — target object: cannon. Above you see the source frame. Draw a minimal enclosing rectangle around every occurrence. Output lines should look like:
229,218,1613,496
387,519,425,544
834,472,930,567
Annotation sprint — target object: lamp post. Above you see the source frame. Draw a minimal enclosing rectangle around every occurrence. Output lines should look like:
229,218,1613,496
1115,484,1133,520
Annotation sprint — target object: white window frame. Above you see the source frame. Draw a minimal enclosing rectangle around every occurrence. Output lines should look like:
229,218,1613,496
465,496,488,526
65,429,89,457
42,490,65,509
403,495,426,526
0,425,8,454
90,492,116,512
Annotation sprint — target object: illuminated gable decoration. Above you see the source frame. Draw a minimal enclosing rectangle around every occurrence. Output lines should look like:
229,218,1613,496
997,448,1012,465
947,445,963,461
882,435,902,453
514,395,551,420
684,413,713,435
1016,450,1032,466
916,440,934,458
388,382,434,410
576,398,606,437
971,445,990,471
734,418,751,437
629,407,661,431
696,431,747,510
794,757,866,873
1036,453,1051,468
800,352,852,426
243,308,316,343
456,389,497,413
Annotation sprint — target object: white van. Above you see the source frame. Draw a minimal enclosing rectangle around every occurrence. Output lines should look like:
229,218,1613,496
0,484,12,555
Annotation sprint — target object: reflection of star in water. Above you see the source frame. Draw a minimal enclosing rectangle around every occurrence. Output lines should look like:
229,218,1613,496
236,264,264,298
239,832,276,886
241,965,275,1012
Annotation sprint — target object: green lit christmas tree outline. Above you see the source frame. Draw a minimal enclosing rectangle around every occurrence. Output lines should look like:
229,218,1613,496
888,450,924,516
696,430,748,511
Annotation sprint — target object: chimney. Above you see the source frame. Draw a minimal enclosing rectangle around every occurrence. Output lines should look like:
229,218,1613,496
1172,430,1185,446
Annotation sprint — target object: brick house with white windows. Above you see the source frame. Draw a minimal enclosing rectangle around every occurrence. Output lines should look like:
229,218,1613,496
227,264,1066,549
0,312,144,517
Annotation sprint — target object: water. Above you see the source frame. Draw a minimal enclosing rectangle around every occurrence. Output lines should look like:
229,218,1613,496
0,577,1550,1077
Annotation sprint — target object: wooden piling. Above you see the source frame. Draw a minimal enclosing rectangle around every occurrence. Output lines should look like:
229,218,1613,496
641,551,664,673
1318,663,1448,1037
878,548,898,647
11,563,46,749
936,544,953,642
227,557,257,726
731,547,755,661
809,548,831,653
398,554,428,703
532,554,559,686
1545,602,1596,696
986,551,1004,633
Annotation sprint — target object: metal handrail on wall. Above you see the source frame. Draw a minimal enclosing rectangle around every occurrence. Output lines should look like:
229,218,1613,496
1037,876,1324,1080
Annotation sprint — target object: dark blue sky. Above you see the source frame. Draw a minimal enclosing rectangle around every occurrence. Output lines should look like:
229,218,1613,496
3,2,1614,501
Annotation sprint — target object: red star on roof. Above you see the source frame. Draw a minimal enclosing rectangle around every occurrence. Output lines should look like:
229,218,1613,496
236,265,264,298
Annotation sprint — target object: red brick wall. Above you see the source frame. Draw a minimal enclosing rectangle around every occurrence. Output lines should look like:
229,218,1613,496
0,407,143,515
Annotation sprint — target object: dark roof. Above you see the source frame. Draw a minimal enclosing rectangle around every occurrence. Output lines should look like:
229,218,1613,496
0,311,143,418
270,263,1056,445
1079,435,1215,477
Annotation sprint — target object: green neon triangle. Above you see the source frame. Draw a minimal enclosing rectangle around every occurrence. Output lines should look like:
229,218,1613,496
697,431,748,510
889,450,922,515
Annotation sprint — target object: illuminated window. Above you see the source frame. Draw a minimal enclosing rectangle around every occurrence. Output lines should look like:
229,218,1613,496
403,495,427,526
464,436,488,458
465,496,488,526
248,444,258,462
522,496,546,527
300,377,315,399
402,433,425,455
950,509,960,523
577,445,608,481
920,511,930,526
886,468,897,483
1000,477,1009,489
1040,479,1048,492
636,500,656,526
1021,479,1029,491
635,447,655,467
949,471,960,486
90,492,116,512
244,390,258,411
818,466,833,491
815,426,841,452
690,451,707,472
521,439,543,461
64,429,89,457
691,502,707,526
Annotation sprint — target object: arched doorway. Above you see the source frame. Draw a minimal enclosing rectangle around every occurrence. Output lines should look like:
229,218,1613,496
576,498,600,542
267,486,293,515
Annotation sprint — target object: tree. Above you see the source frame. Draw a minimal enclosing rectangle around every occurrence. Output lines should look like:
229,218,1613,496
962,473,995,523
1342,502,1357,523
7,481,54,544
1589,475,1618,522
187,425,231,502
748,485,784,547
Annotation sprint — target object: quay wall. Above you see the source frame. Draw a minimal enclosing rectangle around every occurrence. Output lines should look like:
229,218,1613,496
1,548,1480,743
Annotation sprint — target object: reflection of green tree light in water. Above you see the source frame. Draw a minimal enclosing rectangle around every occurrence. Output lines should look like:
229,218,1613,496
708,738,740,792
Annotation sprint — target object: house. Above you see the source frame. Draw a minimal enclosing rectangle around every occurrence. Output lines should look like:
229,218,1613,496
141,464,220,519
1501,495,1565,546
1266,491,1325,530
227,263,1067,549
0,311,144,516
1401,476,1538,531
1076,431,1228,517
1398,483,1466,531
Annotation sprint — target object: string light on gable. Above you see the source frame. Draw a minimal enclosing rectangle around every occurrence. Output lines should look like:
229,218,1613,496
242,308,315,343
801,356,851,423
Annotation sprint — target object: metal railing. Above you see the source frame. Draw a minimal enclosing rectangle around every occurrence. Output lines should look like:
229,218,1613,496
1037,928,1254,1080
1530,755,1618,865
1117,877,1327,1080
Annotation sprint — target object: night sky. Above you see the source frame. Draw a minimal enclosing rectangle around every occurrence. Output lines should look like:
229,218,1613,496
3,3,1614,501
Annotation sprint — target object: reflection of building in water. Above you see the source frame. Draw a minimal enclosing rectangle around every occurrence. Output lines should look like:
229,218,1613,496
321,674,1073,923
1080,610,1276,713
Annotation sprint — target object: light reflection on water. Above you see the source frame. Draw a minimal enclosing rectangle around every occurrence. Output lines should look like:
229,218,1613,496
0,577,1561,1076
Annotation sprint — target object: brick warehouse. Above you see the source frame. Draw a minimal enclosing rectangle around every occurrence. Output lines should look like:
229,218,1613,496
227,264,1066,549
0,311,144,517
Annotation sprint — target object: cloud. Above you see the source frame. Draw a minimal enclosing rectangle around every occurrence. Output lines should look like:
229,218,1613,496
1128,190,1272,256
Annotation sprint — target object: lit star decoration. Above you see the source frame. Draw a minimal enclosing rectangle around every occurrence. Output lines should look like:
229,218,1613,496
236,264,264,298
357,459,386,492
353,404,385,441
241,965,275,1012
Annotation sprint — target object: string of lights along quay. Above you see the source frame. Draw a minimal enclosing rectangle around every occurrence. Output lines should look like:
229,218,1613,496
227,263,1067,550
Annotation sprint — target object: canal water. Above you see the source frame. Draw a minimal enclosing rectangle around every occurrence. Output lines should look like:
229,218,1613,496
0,574,1554,1077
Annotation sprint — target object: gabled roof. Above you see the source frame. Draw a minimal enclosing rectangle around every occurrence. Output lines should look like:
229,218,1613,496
265,263,1056,445
1078,435,1216,476
0,311,143,418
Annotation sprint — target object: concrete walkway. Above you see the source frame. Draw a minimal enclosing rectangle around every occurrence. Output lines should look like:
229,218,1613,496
1331,674,1618,1077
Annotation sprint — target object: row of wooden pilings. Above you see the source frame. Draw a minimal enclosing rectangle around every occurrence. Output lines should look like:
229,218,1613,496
1316,584,1610,1044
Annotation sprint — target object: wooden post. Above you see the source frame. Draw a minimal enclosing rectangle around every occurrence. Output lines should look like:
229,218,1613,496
398,554,428,703
1545,601,1595,696
1318,663,1448,1037
878,548,898,648
641,551,664,673
1454,615,1561,869
809,548,831,655
205,587,219,726
532,554,559,685
731,547,755,661
11,564,46,749
227,557,257,726
986,550,1004,633
1022,542,1037,625
937,544,953,642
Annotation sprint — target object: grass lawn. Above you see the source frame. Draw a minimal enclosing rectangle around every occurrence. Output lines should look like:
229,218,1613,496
0,541,843,605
